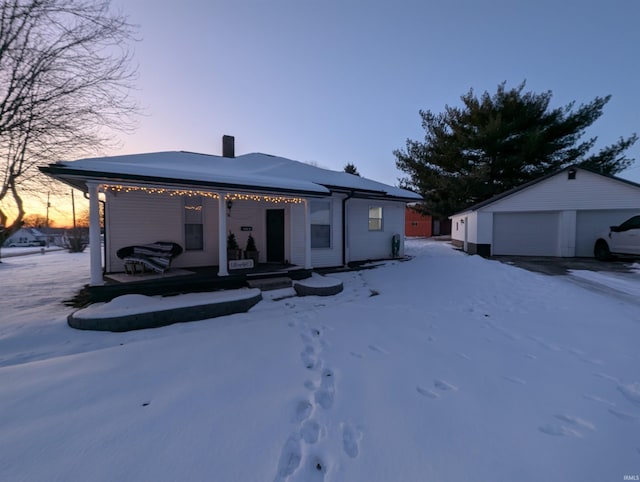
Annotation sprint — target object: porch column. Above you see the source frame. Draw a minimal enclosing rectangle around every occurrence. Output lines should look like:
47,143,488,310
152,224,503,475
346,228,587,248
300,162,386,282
303,199,312,269
88,182,103,286
217,192,228,276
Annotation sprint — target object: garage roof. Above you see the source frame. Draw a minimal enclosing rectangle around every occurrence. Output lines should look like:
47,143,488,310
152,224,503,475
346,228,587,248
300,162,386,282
452,166,640,216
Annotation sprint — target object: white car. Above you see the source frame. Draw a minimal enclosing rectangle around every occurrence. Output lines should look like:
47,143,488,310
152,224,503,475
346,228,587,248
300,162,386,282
594,215,640,260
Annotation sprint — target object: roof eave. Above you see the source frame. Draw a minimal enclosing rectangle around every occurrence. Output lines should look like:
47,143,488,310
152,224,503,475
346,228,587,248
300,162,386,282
39,165,330,198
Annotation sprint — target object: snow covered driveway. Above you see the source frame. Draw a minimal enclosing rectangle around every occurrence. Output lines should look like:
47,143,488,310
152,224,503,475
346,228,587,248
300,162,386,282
0,239,639,482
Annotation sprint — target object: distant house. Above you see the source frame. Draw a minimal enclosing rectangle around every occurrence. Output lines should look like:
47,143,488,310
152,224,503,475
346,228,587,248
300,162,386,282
3,228,45,247
40,136,422,286
450,166,640,257
40,227,70,247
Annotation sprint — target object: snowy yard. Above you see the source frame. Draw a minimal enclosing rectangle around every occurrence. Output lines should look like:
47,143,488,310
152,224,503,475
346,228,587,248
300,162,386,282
1,239,639,482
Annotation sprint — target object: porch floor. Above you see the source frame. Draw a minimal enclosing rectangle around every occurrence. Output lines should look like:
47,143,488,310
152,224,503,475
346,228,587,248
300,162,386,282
75,263,312,306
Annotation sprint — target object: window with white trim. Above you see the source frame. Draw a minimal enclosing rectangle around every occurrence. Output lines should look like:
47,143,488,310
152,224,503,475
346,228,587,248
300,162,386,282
310,200,331,248
184,196,203,250
368,206,383,231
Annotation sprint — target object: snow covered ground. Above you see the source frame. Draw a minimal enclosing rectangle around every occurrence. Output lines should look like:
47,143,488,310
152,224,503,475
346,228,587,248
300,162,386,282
1,239,639,482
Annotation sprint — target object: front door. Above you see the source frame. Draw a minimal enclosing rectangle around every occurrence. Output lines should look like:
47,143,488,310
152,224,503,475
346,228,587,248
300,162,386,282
266,209,285,263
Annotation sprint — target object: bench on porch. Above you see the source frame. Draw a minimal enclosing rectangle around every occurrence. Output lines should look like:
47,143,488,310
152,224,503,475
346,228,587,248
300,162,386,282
116,242,183,274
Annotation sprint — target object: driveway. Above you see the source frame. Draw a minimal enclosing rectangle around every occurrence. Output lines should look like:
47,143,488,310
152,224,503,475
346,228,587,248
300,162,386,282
493,255,640,305
492,255,638,276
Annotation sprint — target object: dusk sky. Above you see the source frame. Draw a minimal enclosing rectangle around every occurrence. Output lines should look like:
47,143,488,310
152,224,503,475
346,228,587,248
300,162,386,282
103,0,640,188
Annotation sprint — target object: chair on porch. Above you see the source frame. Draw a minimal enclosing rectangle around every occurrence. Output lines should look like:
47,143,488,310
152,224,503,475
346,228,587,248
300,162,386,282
116,242,183,274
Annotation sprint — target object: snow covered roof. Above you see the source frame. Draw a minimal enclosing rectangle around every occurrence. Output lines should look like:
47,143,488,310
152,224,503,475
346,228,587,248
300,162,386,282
452,165,640,216
40,151,422,201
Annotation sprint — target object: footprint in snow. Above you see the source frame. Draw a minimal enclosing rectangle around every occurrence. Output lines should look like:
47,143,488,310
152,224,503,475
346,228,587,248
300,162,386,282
294,400,313,423
568,348,604,366
434,379,458,391
608,408,638,422
307,455,328,481
538,424,582,438
274,434,302,480
301,419,321,444
618,382,640,405
593,372,621,384
582,393,616,407
341,422,362,458
502,375,526,385
315,369,335,409
301,349,320,370
554,414,595,431
416,386,440,399
368,344,389,355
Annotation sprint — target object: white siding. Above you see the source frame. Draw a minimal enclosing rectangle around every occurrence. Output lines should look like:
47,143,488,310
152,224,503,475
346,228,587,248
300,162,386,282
226,199,284,264
450,214,466,244
454,169,640,257
289,203,306,266
476,211,494,245
575,209,639,257
347,199,405,262
105,191,412,271
451,212,481,246
484,169,640,212
106,191,189,272
310,195,343,268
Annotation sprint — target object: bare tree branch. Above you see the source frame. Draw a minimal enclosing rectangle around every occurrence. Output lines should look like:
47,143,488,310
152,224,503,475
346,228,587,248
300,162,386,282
0,0,139,243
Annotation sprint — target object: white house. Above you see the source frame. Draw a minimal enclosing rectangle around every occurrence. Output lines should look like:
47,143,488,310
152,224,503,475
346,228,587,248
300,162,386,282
40,136,421,285
450,166,640,257
3,227,45,247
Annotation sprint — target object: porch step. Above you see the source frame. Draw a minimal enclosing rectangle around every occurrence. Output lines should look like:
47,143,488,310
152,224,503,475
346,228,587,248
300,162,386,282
246,276,292,291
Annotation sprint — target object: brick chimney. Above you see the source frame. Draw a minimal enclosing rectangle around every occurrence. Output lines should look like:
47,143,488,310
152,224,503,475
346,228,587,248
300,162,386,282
222,135,235,158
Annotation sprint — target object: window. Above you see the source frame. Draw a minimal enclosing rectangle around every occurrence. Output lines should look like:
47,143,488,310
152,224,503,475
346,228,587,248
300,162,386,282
310,200,331,248
618,216,640,231
368,206,383,231
184,196,203,250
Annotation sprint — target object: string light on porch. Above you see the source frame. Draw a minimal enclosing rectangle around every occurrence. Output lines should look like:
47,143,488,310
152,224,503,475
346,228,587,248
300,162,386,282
101,184,304,204
226,193,304,204
102,185,220,199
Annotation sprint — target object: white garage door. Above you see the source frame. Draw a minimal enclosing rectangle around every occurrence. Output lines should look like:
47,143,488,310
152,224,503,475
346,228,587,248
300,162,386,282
493,212,560,256
575,209,639,257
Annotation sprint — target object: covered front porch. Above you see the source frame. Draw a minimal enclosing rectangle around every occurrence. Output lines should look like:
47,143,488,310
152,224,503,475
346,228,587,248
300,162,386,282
73,262,313,305
84,181,319,288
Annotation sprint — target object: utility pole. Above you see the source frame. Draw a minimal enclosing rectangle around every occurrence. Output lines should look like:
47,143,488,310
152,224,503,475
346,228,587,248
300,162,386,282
45,192,51,247
71,189,77,229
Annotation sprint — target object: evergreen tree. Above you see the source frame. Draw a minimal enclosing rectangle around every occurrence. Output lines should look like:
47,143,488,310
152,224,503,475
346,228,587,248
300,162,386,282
344,163,360,176
395,81,637,218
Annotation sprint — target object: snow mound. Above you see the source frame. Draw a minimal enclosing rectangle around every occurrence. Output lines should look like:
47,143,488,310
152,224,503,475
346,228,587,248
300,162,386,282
294,273,343,296
74,289,261,319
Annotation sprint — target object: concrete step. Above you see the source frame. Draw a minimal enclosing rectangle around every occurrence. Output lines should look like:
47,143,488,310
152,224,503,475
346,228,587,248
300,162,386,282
246,276,292,291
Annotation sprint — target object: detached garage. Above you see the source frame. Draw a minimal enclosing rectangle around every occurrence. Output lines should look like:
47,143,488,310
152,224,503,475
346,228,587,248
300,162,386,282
450,166,640,257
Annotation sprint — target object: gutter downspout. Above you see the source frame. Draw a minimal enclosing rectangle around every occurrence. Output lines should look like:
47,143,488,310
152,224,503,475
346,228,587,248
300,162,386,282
342,191,354,267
